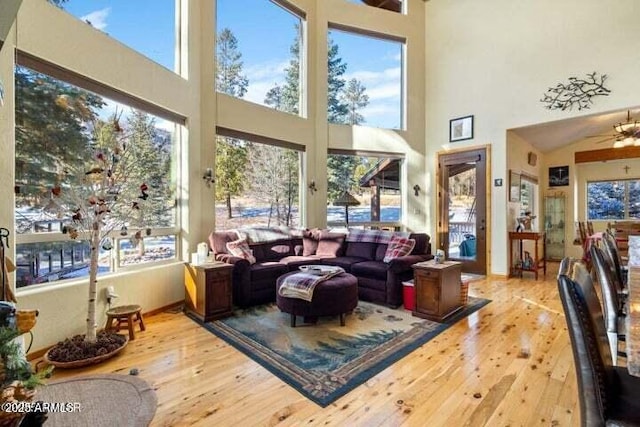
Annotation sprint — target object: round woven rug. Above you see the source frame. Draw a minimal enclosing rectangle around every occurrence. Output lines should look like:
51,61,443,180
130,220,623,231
36,373,157,427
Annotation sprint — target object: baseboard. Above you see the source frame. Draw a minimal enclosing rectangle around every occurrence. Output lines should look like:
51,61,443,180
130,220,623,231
27,300,184,361
489,274,509,280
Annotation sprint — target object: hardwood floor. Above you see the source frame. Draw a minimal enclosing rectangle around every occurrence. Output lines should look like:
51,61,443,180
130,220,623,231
45,263,581,426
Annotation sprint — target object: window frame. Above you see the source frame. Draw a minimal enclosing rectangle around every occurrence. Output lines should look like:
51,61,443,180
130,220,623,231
326,24,406,130
214,128,305,231
586,179,640,221
326,149,404,230
215,0,307,117
14,54,185,290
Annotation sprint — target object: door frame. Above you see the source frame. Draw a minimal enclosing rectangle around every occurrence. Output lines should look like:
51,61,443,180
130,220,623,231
436,145,491,275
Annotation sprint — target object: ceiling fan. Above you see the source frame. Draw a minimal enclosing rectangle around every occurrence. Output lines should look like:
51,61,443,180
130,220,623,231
590,110,640,148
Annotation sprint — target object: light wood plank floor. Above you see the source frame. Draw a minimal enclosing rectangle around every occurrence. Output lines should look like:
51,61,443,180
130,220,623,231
45,263,581,426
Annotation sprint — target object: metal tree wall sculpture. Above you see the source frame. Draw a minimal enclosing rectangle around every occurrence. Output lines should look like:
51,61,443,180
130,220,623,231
540,72,610,111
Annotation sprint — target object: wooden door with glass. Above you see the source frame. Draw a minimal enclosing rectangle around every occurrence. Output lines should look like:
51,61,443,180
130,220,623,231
437,148,488,275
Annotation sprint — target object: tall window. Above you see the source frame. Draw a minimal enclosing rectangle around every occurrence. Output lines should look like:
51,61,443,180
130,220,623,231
327,28,403,129
587,180,640,220
216,0,304,116
215,133,301,231
49,0,178,72
326,153,402,227
14,63,180,288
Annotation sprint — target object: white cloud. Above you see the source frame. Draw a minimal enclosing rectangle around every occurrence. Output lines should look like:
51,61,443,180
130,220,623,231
343,67,401,127
241,59,289,105
345,67,401,85
366,83,401,100
81,8,111,31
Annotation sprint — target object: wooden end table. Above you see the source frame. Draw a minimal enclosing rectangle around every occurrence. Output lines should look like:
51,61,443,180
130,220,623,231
412,260,462,322
184,262,233,322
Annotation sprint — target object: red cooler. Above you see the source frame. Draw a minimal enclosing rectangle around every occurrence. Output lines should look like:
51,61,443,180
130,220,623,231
402,280,415,311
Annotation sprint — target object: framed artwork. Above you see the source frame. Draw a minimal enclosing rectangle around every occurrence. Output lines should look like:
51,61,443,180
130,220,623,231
549,166,569,187
509,170,521,202
449,115,474,142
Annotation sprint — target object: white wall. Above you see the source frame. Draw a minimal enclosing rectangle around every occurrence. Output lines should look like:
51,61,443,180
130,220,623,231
425,0,640,275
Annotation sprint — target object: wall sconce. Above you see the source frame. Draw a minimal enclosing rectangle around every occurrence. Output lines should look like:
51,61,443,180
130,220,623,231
308,180,317,194
413,184,421,196
202,168,214,187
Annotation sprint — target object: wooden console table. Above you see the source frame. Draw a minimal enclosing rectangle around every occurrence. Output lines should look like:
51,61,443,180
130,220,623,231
412,260,462,322
184,262,233,322
508,231,546,279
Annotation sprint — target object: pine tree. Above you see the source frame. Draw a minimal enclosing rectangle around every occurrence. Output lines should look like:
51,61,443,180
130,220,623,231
341,78,369,125
215,28,250,218
215,28,249,98
125,111,174,227
327,37,349,124
264,85,284,110
15,66,104,208
327,154,361,202
265,24,301,114
215,138,248,219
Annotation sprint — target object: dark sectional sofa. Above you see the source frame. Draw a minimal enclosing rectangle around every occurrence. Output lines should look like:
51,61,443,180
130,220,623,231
209,228,433,308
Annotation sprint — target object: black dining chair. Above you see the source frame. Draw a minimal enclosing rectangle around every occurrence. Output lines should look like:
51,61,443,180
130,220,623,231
557,258,640,425
590,245,626,365
601,229,628,295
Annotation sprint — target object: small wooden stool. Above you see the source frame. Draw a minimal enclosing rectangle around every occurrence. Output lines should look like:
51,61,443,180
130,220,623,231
105,304,146,340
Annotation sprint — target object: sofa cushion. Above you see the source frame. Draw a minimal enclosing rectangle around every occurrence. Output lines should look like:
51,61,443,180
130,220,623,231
302,229,321,256
409,233,428,255
345,241,377,260
279,255,321,271
316,232,346,257
383,236,416,262
251,240,294,262
250,262,287,280
226,238,256,264
375,244,388,261
321,256,367,272
351,260,390,278
210,231,239,255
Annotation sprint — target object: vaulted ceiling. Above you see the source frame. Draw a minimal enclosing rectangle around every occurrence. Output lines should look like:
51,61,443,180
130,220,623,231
511,106,640,153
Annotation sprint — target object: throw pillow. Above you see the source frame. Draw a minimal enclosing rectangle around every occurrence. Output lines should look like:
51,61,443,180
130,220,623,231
302,228,321,256
226,238,256,264
316,232,346,258
383,236,416,263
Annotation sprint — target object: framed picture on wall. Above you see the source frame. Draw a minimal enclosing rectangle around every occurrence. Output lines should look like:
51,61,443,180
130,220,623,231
509,170,521,202
449,115,474,142
549,166,569,187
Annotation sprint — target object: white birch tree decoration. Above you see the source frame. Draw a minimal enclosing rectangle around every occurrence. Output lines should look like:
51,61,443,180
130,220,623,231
50,111,149,345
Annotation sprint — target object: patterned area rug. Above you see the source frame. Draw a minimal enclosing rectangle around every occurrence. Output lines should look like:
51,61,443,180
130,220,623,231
190,297,490,407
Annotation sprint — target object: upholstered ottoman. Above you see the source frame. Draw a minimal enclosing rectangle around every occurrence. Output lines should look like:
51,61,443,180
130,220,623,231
276,271,358,327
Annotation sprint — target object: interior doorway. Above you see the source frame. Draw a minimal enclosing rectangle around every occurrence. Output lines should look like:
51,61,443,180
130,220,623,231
437,147,488,274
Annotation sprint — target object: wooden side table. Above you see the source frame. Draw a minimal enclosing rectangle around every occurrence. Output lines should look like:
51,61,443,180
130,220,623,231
412,260,462,322
184,262,233,322
508,231,546,279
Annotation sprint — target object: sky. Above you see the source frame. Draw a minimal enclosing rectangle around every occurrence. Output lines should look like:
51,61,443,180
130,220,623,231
61,0,402,129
